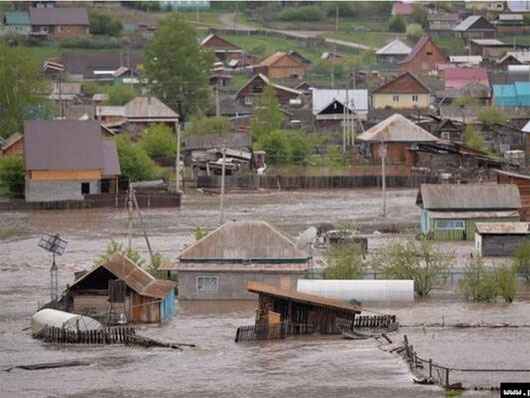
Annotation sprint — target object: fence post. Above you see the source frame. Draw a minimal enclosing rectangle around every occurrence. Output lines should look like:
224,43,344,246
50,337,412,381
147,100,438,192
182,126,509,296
429,359,432,378
445,368,450,388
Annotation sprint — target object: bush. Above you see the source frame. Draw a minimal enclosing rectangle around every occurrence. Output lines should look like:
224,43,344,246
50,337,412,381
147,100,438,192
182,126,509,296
411,3,428,28
406,23,424,38
257,130,291,165
326,2,357,18
463,126,487,152
496,263,517,303
60,37,124,49
279,6,325,22
514,240,530,282
186,116,232,135
288,131,310,165
477,107,508,129
324,243,366,279
0,156,25,196
454,96,478,107
82,82,109,97
116,135,160,182
388,16,406,33
140,124,176,158
459,255,497,302
89,10,123,36
106,85,137,106
95,240,145,267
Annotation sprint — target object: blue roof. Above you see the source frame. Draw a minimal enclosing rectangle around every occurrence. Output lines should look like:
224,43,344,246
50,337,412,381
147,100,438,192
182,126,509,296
4,11,30,25
515,82,530,95
493,84,516,98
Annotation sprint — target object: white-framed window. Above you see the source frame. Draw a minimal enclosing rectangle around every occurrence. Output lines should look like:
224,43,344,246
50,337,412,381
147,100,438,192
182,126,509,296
392,95,399,102
435,219,465,231
244,96,253,105
412,95,418,102
422,62,429,70
196,276,218,292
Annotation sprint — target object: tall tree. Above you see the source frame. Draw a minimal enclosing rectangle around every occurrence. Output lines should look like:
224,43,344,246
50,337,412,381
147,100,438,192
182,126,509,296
143,13,214,120
0,42,51,138
250,85,284,140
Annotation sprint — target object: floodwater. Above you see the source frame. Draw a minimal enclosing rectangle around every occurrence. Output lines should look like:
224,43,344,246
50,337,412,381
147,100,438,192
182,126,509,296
0,189,527,397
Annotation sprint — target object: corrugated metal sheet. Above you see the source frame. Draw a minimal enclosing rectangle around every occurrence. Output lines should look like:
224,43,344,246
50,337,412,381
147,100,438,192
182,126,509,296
124,96,179,119
419,184,521,210
102,140,120,176
29,7,88,25
357,114,439,143
475,222,529,234
376,39,411,55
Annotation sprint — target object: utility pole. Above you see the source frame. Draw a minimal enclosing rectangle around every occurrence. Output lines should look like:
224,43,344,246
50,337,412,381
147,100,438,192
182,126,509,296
351,67,356,146
344,89,349,151
335,4,339,33
127,182,133,250
220,147,226,225
175,121,181,192
58,69,64,119
131,189,155,267
215,84,220,117
381,139,387,217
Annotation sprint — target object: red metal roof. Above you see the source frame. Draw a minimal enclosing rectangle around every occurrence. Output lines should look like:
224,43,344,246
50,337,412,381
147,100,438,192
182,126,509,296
392,2,413,15
443,67,490,89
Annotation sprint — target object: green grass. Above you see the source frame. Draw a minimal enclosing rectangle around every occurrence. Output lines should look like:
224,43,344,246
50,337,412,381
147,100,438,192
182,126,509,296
499,34,530,46
263,17,388,33
24,46,61,64
433,36,466,55
179,11,225,27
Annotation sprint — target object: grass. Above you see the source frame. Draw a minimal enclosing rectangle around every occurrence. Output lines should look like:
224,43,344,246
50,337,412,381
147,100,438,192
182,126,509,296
0,184,9,198
499,34,530,46
433,36,466,55
262,17,388,33
180,10,225,27
24,46,61,64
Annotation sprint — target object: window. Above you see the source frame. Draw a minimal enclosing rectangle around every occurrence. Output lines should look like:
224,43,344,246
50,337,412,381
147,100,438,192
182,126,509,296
81,182,90,195
412,95,418,102
435,219,465,230
426,51,432,56
290,67,298,78
422,62,429,70
244,96,253,105
441,132,450,140
197,276,218,292
392,95,399,102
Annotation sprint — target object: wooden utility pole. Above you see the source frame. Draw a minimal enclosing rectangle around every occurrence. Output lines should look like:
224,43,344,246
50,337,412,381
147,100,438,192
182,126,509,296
335,4,339,32
127,183,133,249
175,121,181,192
381,139,387,217
344,89,349,152
131,189,155,267
220,147,226,225
215,85,220,117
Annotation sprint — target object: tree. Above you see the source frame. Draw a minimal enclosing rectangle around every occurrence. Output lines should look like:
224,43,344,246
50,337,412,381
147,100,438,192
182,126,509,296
288,131,310,165
116,135,159,182
0,155,25,196
463,125,487,152
411,3,428,28
477,107,508,129
0,42,52,138
89,10,123,36
373,238,453,297
454,96,478,107
106,85,137,106
256,130,291,165
406,23,425,38
388,16,406,33
279,5,325,21
95,240,146,267
195,227,207,241
459,254,497,302
496,263,517,303
186,116,232,135
514,240,530,282
324,243,366,279
143,13,214,120
251,85,284,141
139,124,176,158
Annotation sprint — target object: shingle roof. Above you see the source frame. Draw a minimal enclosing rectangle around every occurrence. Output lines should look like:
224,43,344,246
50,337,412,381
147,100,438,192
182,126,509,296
418,184,522,210
4,11,30,25
123,96,179,119
443,67,490,89
29,7,88,26
357,114,439,143
376,39,411,56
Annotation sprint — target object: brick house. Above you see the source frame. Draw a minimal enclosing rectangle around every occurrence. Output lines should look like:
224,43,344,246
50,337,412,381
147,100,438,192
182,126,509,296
372,72,431,109
235,74,302,107
399,37,447,74
254,52,306,79
29,7,89,37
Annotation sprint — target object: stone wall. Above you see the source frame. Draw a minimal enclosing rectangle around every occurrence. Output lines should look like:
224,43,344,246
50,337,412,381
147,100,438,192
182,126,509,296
25,178,100,202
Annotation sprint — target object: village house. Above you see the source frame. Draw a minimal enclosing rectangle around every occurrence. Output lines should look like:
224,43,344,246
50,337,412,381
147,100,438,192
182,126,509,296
254,52,306,79
448,55,483,67
376,39,411,64
0,11,31,35
493,82,530,107
436,80,492,106
427,13,461,36
442,67,490,90
496,51,530,68
475,222,530,257
162,221,312,300
470,39,514,58
453,16,497,45
29,7,89,37
200,33,244,65
288,51,311,67
66,253,176,323
372,72,431,110
416,184,522,240
47,82,84,106
311,89,369,130
235,74,302,107
0,132,24,157
399,37,447,74
24,120,120,202
465,1,505,12
358,113,439,164
496,169,530,220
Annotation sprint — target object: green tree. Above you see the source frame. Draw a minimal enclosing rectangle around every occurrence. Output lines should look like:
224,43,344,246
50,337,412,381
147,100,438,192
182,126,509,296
0,42,52,138
89,10,123,36
406,23,425,38
496,263,517,303
116,135,159,182
477,107,508,128
459,254,497,302
257,130,291,165
324,243,366,279
0,155,25,196
373,238,453,297
288,131,310,165
106,84,137,106
95,240,146,267
139,124,177,158
186,116,232,135
454,96,478,107
463,125,487,152
411,3,428,28
514,240,530,282
251,85,284,141
143,13,214,120
195,226,208,241
278,5,325,21
388,16,406,33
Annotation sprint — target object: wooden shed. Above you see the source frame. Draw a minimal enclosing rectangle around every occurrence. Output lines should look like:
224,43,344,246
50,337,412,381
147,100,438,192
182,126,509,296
475,222,530,256
496,169,530,221
67,253,176,324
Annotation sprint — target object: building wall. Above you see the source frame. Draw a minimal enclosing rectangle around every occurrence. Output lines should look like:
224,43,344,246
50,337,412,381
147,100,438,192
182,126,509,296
427,214,520,240
176,270,307,300
159,289,175,321
132,293,160,323
3,139,24,157
399,40,446,74
25,178,100,202
0,25,31,35
479,234,529,256
29,169,101,181
52,25,88,37
497,176,530,221
373,93,430,109
369,142,415,165
267,56,305,79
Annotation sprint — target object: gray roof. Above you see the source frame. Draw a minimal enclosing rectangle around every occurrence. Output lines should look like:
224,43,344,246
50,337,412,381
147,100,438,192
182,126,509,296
102,140,121,176
358,114,439,142
453,15,492,32
183,133,252,151
475,222,529,234
376,39,411,56
124,96,179,120
418,184,522,210
312,89,368,115
29,7,88,26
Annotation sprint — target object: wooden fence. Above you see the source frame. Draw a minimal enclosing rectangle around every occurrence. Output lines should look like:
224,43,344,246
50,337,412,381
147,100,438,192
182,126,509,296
36,326,135,345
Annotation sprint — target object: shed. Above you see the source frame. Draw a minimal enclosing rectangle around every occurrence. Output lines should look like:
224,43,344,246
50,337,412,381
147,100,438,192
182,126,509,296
417,184,522,240
475,222,530,256
31,309,102,334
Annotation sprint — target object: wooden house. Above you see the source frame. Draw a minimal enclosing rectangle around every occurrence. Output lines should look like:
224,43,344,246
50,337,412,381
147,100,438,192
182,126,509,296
254,52,306,79
200,33,243,64
288,51,311,67
416,184,521,240
427,13,461,36
496,169,530,220
470,39,513,58
392,2,413,16
24,120,121,202
372,72,431,110
1,11,31,35
235,74,302,107
399,37,447,74
376,39,411,64
66,253,176,323
497,52,530,68
358,113,439,164
475,222,530,256
29,7,89,37
465,1,505,12
0,132,24,157
453,16,496,46
162,221,312,300
311,89,368,130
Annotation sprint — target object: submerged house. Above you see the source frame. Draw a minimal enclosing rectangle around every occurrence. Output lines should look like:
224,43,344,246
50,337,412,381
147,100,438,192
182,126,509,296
417,184,522,240
66,253,176,323
475,222,530,256
163,221,312,300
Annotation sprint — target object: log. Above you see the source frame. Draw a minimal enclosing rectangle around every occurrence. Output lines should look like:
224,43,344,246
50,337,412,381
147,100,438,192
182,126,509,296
5,361,90,372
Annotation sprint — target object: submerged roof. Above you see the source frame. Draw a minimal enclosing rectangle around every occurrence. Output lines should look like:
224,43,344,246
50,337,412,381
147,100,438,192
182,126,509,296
357,114,439,143
418,184,522,210
475,222,529,234
376,39,411,56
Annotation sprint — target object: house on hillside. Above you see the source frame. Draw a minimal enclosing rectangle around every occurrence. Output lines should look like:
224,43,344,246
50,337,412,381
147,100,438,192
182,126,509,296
29,7,89,37
311,89,368,130
497,51,530,68
235,74,302,106
24,120,120,202
453,16,496,45
48,82,84,105
200,33,244,64
427,13,461,35
448,55,483,67
1,11,31,35
254,52,306,79
470,39,514,58
493,83,530,107
66,253,176,323
357,113,439,164
161,221,312,300
436,80,492,106
376,39,411,64
399,37,447,74
465,1,505,12
496,169,530,220
416,184,521,240
288,51,311,67
372,72,431,109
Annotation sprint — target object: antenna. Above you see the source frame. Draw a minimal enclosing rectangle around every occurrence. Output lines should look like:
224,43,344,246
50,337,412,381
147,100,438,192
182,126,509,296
38,233,68,302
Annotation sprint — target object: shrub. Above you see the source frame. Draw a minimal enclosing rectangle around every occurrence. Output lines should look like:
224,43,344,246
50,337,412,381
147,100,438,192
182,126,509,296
106,85,137,106
0,156,25,196
459,255,497,302
411,3,428,28
326,2,357,18
288,131,310,165
139,124,176,158
279,6,325,22
514,240,530,282
388,16,406,33
324,243,366,279
477,107,508,129
496,263,517,303
463,126,487,152
60,37,123,49
256,130,291,165
95,240,145,267
116,135,160,182
406,23,424,38
186,116,232,135
454,96,478,107
89,10,123,36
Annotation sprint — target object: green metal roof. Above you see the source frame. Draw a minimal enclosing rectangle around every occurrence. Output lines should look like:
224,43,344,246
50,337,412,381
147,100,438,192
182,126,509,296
5,11,30,25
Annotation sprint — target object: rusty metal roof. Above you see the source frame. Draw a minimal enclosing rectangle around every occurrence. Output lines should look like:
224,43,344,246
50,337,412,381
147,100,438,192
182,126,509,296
475,222,529,234
247,281,362,314
495,169,530,181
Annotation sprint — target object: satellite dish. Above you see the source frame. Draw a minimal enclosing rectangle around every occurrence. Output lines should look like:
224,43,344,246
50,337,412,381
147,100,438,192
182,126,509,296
296,227,317,249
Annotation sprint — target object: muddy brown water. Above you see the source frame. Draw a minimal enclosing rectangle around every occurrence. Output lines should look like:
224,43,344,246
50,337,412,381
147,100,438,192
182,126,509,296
0,190,526,397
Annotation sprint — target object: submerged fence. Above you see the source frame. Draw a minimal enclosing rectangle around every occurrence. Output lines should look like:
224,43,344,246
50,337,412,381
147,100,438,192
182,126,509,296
36,326,136,345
